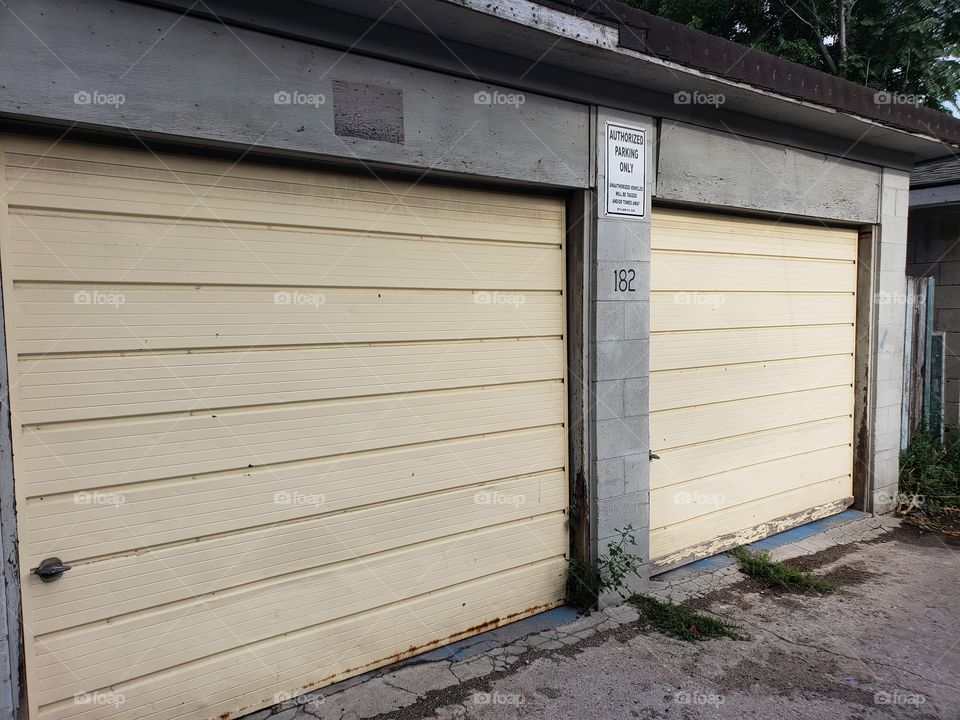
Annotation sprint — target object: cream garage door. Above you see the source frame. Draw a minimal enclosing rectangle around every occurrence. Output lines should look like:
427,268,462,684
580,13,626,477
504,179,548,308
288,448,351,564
649,208,856,570
0,135,568,720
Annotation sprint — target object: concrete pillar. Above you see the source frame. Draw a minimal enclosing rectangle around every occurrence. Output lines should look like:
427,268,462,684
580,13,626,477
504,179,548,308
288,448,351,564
869,168,910,513
590,109,655,600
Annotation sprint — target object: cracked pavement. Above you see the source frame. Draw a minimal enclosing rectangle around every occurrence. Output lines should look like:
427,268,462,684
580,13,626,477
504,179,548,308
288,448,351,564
243,515,959,720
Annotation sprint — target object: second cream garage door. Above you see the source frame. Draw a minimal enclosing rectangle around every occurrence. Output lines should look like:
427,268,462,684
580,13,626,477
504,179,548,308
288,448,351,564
0,135,568,720
649,208,856,570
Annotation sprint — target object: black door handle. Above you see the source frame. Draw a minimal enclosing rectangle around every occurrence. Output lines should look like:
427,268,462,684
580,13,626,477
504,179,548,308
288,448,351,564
32,557,71,582
649,451,660,461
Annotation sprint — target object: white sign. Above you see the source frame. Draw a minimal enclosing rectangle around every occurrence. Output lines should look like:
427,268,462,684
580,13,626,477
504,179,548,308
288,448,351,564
605,123,646,217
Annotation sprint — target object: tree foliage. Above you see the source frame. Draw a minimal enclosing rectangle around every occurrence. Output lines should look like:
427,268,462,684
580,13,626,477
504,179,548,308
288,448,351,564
626,0,960,112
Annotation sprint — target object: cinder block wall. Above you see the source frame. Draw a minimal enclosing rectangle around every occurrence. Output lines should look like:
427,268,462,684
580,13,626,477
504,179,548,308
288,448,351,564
590,109,655,601
868,169,910,514
906,205,960,428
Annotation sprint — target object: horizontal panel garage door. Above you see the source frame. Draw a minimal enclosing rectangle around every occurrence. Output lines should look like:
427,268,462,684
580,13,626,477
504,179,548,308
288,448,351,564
0,135,568,720
649,208,856,570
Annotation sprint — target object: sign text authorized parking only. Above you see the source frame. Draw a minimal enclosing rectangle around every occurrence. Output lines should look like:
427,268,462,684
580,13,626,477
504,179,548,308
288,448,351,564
605,123,646,217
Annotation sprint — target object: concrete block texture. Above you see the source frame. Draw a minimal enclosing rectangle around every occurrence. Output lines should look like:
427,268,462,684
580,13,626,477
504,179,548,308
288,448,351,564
594,219,651,261
945,400,960,427
594,380,624,421
873,282,907,324
937,308,960,332
588,108,655,586
872,489,898,515
879,238,908,270
881,168,911,206
896,188,910,219
881,210,909,238
623,300,650,340
873,447,899,465
623,378,648,417
876,350,904,382
880,211,908,242
596,415,647,460
882,187,898,217
874,404,903,438
937,261,960,286
595,302,625,342
872,455,899,490
876,320,906,358
945,377,960,404
597,495,649,548
866,171,909,515
596,457,625,499
874,378,903,410
623,453,650,496
934,285,960,309
883,168,911,190
920,239,960,272
594,339,648,382
908,209,960,267
944,335,960,376
873,428,902,457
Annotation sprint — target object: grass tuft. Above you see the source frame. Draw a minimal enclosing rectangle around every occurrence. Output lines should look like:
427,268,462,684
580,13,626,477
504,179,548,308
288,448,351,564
728,546,839,593
628,595,745,642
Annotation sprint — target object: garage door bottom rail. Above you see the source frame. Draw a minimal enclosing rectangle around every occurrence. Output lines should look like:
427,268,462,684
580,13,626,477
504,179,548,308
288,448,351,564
650,496,854,574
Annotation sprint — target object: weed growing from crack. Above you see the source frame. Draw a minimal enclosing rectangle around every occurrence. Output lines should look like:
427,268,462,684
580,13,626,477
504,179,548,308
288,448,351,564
567,525,643,610
728,546,839,593
628,595,745,641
